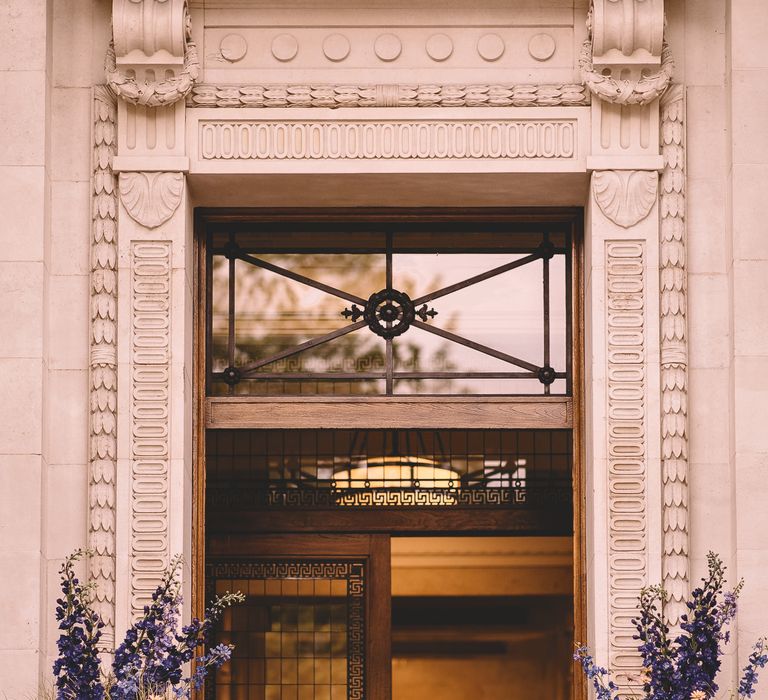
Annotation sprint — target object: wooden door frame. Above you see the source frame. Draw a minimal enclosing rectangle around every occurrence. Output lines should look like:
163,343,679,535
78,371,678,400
192,207,586,699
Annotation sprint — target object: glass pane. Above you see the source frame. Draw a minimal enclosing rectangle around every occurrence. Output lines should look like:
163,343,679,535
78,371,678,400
209,563,363,700
231,255,384,365
211,255,230,374
208,226,571,396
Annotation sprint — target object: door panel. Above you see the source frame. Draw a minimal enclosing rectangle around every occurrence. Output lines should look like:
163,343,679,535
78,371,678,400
206,535,391,700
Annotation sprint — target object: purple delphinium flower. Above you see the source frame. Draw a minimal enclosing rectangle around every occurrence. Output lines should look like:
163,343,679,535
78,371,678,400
573,646,619,700
634,584,676,700
575,552,764,700
739,638,768,698
52,550,105,700
111,555,244,699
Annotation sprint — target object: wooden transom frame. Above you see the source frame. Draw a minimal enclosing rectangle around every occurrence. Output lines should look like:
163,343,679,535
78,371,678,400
197,207,580,432
195,207,583,535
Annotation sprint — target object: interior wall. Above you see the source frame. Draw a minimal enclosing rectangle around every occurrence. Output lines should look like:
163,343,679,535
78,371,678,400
390,537,572,700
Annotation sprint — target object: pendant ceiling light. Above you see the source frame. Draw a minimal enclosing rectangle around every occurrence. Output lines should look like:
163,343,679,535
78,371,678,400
331,430,461,504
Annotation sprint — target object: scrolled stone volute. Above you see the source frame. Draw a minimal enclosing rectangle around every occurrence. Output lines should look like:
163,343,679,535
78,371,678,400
107,0,199,107
591,0,665,68
582,0,672,106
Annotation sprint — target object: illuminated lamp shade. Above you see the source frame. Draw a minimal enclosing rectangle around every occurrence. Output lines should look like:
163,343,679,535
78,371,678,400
332,456,461,505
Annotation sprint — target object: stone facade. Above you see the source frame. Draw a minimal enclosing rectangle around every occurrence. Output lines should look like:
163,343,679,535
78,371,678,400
0,0,767,697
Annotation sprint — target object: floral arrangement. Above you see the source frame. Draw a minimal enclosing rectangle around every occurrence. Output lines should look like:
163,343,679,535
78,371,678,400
575,552,768,700
52,550,244,700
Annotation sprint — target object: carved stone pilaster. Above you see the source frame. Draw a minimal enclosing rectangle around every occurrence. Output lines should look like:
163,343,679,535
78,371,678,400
659,85,689,625
606,239,648,688
89,86,118,649
129,240,172,617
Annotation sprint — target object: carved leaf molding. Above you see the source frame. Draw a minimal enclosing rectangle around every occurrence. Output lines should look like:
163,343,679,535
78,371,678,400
119,172,184,229
592,170,658,228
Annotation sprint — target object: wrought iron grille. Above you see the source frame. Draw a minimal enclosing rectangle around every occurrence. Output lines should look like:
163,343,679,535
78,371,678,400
206,429,572,512
206,225,572,396
206,559,365,700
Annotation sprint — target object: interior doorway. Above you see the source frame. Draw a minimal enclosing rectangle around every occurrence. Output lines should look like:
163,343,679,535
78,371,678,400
205,534,572,700
195,210,583,699
390,537,572,700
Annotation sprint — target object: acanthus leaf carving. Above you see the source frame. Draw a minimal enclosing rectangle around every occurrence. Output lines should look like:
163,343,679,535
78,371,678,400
188,83,590,109
659,84,689,626
119,172,184,229
89,86,118,648
592,170,658,228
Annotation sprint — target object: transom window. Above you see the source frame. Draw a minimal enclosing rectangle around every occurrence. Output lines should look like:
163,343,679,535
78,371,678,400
206,224,572,397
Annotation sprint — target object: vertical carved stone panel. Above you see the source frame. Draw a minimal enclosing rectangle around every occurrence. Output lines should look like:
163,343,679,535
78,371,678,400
660,86,688,623
606,240,647,685
90,86,118,647
130,240,172,617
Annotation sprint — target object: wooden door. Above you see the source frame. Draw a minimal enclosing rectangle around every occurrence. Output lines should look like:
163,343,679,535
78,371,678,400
206,535,391,700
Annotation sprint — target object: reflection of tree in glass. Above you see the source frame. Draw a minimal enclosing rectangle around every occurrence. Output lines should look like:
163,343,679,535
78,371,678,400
211,253,457,394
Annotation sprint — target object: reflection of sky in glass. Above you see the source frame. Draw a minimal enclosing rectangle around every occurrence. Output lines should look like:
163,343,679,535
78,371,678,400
210,236,569,396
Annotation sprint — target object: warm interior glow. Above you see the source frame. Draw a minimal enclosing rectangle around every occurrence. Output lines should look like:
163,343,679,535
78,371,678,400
333,456,459,489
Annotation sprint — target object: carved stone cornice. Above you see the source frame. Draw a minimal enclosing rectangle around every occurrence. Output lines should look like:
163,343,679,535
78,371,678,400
188,83,590,109
107,0,199,107
581,0,672,106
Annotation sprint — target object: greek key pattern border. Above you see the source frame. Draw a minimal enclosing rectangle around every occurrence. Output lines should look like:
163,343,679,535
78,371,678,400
206,560,366,700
